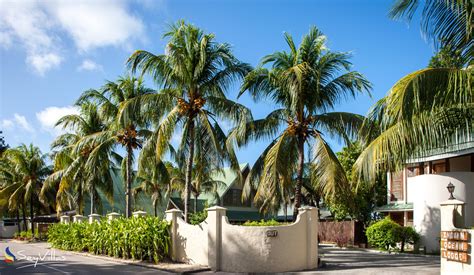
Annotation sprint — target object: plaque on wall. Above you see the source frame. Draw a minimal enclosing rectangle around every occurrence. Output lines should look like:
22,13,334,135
440,230,470,264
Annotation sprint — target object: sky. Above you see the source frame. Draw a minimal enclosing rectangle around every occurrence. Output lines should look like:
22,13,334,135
0,0,434,166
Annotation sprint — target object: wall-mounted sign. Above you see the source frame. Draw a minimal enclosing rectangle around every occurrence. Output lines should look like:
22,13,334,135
266,230,278,237
440,230,470,264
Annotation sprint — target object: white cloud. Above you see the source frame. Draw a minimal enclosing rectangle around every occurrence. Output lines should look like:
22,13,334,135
0,119,14,129
77,59,102,72
28,53,62,76
0,0,146,75
36,106,79,135
49,0,145,51
0,113,34,133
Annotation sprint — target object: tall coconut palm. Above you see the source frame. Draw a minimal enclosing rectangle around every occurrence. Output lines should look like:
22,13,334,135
0,157,28,231
355,67,473,181
235,26,371,219
75,76,154,218
41,102,115,215
125,21,252,221
1,144,51,235
390,0,473,65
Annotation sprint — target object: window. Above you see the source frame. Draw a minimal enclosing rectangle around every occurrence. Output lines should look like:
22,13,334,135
223,189,251,207
433,162,446,174
407,164,423,177
390,171,403,201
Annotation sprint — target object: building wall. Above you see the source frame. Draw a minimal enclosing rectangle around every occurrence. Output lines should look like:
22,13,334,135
406,172,474,253
450,155,471,172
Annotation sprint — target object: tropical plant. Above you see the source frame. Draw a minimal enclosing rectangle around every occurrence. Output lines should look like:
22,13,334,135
242,219,284,226
0,130,8,157
47,217,170,263
328,143,386,225
390,0,473,65
355,67,473,181
0,144,51,235
235,26,371,219
74,76,155,218
41,102,116,215
133,160,172,217
125,20,252,221
366,217,402,250
399,226,420,252
0,157,28,231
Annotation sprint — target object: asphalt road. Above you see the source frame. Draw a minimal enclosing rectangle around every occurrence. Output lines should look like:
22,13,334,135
0,240,172,274
1,241,440,274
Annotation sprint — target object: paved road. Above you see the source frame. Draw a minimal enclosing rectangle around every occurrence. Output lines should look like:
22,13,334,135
0,240,172,274
196,246,440,275
314,246,440,274
1,241,440,274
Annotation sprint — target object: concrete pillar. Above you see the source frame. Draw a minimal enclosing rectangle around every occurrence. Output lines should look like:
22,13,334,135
165,209,183,261
60,215,70,224
107,212,121,222
206,206,226,271
73,215,86,223
132,210,147,218
88,214,101,223
440,199,466,230
298,206,319,270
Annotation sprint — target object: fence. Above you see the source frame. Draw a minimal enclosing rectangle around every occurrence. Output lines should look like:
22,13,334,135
318,220,366,246
165,206,319,272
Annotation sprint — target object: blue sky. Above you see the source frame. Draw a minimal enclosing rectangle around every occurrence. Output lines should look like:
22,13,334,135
0,0,433,165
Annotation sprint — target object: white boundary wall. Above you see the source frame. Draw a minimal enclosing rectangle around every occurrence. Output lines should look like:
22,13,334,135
166,206,318,272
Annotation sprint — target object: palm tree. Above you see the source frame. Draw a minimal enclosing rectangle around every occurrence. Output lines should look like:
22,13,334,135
133,159,171,217
41,102,115,215
390,0,472,65
75,76,154,218
0,157,28,231
355,67,473,181
125,21,251,221
235,26,371,219
169,159,226,213
1,144,50,235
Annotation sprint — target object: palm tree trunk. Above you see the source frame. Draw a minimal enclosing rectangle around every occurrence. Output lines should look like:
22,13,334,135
194,193,199,213
30,195,34,236
184,120,195,223
22,203,27,231
90,188,94,215
125,144,133,218
154,200,158,217
293,136,305,221
16,209,21,232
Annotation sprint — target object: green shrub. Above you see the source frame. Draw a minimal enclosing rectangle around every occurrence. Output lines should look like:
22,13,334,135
366,217,402,250
399,226,420,252
242,219,284,226
48,217,170,263
189,210,208,225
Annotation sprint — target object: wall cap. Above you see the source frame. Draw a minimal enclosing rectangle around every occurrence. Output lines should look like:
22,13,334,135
440,199,466,206
165,209,183,214
107,212,121,216
206,206,227,211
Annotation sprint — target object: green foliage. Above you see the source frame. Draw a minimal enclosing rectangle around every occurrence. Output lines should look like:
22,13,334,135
242,219,283,226
366,217,402,250
189,210,208,225
48,217,170,263
328,143,386,224
429,45,465,69
14,231,33,240
399,226,420,252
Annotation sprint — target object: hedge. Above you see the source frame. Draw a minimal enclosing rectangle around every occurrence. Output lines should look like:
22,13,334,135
366,216,420,251
48,217,170,263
